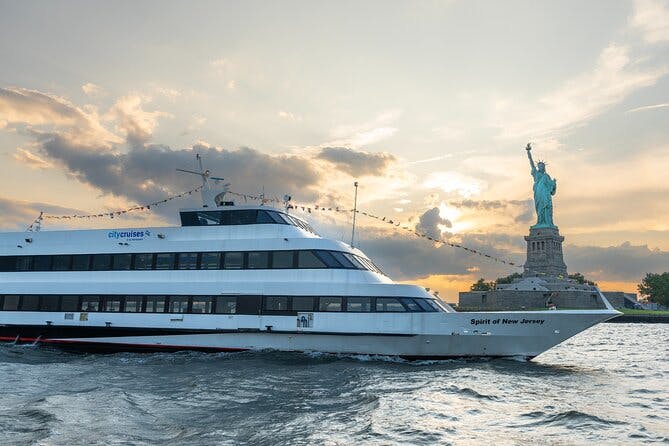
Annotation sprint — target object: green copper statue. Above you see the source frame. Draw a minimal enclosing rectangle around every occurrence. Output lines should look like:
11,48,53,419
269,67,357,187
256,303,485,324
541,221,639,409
526,143,557,228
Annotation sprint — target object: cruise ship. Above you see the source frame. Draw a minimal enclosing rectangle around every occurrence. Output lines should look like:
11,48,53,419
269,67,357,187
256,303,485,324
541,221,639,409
0,166,620,359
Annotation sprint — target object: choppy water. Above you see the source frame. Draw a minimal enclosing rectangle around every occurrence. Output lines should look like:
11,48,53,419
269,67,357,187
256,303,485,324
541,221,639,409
0,323,667,445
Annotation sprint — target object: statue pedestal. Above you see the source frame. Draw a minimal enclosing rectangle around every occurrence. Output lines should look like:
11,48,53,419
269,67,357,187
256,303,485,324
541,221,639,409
523,227,567,277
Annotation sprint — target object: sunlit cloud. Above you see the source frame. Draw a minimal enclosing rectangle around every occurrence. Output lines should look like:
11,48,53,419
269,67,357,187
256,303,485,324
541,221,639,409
631,0,669,44
422,171,484,198
627,102,669,113
13,147,53,169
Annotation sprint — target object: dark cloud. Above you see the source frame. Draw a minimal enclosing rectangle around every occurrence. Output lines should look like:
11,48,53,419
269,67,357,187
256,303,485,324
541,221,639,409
317,146,395,177
0,197,82,230
415,207,452,239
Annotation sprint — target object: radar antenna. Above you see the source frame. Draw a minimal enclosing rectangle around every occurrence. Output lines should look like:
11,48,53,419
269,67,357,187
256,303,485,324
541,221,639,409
176,154,229,207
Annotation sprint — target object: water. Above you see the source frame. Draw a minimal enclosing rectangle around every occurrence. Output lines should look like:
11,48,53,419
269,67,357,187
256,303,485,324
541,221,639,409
0,323,667,445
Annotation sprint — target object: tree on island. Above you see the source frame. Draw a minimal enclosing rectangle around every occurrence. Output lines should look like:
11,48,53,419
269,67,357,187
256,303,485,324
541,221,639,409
495,272,523,285
470,278,495,291
567,272,597,286
638,272,669,307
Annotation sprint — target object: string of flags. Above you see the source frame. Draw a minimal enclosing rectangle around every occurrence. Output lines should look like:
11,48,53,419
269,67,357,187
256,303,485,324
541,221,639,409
26,186,203,231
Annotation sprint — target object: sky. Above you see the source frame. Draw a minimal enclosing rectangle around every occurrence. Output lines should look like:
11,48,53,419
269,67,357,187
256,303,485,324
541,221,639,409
1,0,668,301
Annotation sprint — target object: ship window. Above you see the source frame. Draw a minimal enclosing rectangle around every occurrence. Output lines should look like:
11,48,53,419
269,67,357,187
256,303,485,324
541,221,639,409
16,256,34,271
51,255,72,271
72,255,91,271
319,297,342,312
0,256,16,271
342,253,365,270
40,295,60,311
271,251,294,268
263,296,290,312
134,253,154,270
34,256,52,271
414,299,437,312
214,296,237,314
145,296,166,313
401,298,423,312
191,296,213,314
347,297,372,312
155,253,175,270
124,296,143,312
169,296,189,313
267,211,289,224
21,295,40,311
256,210,275,224
193,211,223,225
177,252,199,270
81,296,100,312
292,296,315,311
330,251,355,269
248,251,269,269
61,296,80,312
112,254,132,270
3,295,20,310
229,210,257,225
200,252,221,269
375,297,406,312
223,252,244,269
298,251,326,268
92,254,112,271
313,251,343,268
103,297,122,312
236,295,262,315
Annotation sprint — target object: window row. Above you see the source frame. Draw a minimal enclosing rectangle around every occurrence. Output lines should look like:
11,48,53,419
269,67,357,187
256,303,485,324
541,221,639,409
0,250,385,274
180,209,317,233
0,294,442,314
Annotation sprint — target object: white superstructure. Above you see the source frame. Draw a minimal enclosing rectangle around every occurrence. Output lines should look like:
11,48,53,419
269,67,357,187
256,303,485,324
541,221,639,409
0,194,620,359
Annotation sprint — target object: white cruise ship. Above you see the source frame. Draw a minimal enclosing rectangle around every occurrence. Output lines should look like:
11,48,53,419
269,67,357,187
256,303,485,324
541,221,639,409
0,169,620,359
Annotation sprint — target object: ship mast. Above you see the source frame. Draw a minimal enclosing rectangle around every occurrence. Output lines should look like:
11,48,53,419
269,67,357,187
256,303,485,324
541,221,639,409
176,154,227,207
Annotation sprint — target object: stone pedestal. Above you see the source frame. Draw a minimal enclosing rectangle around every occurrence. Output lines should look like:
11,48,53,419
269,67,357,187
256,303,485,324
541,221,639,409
523,227,567,277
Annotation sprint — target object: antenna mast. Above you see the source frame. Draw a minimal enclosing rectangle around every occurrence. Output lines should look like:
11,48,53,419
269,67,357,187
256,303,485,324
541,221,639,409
176,154,226,207
351,181,359,247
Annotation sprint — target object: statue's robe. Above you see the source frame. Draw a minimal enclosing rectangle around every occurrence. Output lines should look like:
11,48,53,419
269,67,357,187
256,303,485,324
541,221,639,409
531,168,556,228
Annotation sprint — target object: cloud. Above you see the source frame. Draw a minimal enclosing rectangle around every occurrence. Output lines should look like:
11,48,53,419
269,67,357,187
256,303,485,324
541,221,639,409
81,83,105,97
277,110,301,121
494,44,667,140
631,0,669,43
13,147,53,169
627,102,669,113
0,196,82,230
316,146,396,177
0,87,121,146
415,207,452,239
108,94,172,146
422,171,485,198
327,109,401,148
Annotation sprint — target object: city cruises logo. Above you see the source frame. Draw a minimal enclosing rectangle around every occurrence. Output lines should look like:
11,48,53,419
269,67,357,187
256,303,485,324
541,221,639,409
107,229,151,241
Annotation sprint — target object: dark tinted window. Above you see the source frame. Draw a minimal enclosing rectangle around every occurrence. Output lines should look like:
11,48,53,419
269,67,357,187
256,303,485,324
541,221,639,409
343,253,365,270
229,210,257,225
34,256,52,271
145,296,166,313
103,297,122,312
169,296,189,313
264,296,289,311
319,297,342,312
200,252,221,269
16,257,33,271
268,212,288,224
112,254,132,270
330,251,355,268
134,253,153,270
414,298,438,312
3,295,20,310
401,298,423,312
155,253,175,270
124,296,143,312
376,297,406,312
256,210,275,223
72,255,90,271
40,295,60,311
191,296,212,314
21,295,40,310
248,251,269,269
292,296,315,311
81,296,100,312
214,296,236,314
236,295,262,315
271,251,294,268
314,251,343,268
91,254,111,271
298,251,326,268
52,255,72,271
177,252,199,270
61,296,79,311
223,252,244,269
347,297,372,312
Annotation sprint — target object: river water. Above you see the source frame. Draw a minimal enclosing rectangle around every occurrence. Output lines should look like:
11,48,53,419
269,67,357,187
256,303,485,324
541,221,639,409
0,323,667,445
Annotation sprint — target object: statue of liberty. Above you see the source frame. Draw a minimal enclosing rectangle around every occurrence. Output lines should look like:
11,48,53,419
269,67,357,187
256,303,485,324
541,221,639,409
526,143,557,228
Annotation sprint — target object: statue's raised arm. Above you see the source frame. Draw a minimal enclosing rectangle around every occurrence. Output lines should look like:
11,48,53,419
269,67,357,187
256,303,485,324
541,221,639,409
526,143,536,173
